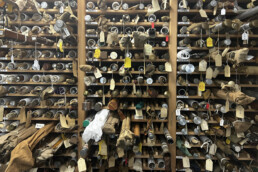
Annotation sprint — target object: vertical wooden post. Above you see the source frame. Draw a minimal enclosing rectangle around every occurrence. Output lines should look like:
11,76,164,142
77,0,86,154
168,0,178,171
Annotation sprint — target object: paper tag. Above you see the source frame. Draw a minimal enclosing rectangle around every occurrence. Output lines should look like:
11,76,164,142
209,144,217,155
99,140,108,156
201,119,209,131
144,44,153,55
63,28,71,37
165,62,172,72
224,65,230,77
226,138,231,144
221,8,226,15
124,57,131,68
60,5,64,13
133,83,136,94
237,132,245,138
135,15,140,24
151,22,155,28
186,169,192,172
215,54,222,67
242,32,249,41
206,159,213,171
220,119,224,126
222,47,230,57
176,109,181,116
182,0,187,8
78,158,87,172
128,156,134,168
66,115,76,127
199,60,207,71
198,81,205,91
160,107,168,118
108,156,115,168
206,67,213,79
225,99,229,113
94,48,101,58
226,127,231,137
100,31,105,43
135,109,143,117
35,123,45,129
206,37,213,48
184,140,191,148
0,106,3,122
199,9,208,18
236,105,244,118
94,68,102,79
58,39,64,52
182,157,190,168
64,139,72,148
110,78,115,90
60,114,69,128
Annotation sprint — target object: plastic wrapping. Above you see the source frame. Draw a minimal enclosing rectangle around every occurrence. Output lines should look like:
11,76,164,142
82,109,110,143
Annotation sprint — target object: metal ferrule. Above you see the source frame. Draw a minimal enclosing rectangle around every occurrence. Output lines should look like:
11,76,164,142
148,158,155,169
176,100,185,109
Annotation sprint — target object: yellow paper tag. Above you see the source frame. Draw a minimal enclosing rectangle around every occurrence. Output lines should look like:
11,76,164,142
94,48,101,58
226,138,231,144
124,57,131,68
58,39,64,52
206,37,213,48
139,142,142,153
198,82,205,91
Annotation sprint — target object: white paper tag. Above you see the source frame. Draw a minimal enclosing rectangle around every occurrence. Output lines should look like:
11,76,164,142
100,31,105,43
135,109,143,117
35,123,45,129
144,44,153,55
206,67,213,79
236,105,244,118
160,107,168,118
220,119,224,126
94,68,102,79
165,62,172,72
209,144,217,155
64,28,71,37
201,119,209,131
60,6,64,13
110,78,115,90
206,159,213,171
221,8,226,15
78,158,87,172
64,139,72,148
199,60,207,71
182,157,190,168
242,32,249,41
184,141,191,148
32,59,40,71
176,109,181,116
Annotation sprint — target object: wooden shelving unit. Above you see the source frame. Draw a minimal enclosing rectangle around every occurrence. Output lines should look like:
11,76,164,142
176,0,257,171
0,0,79,170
